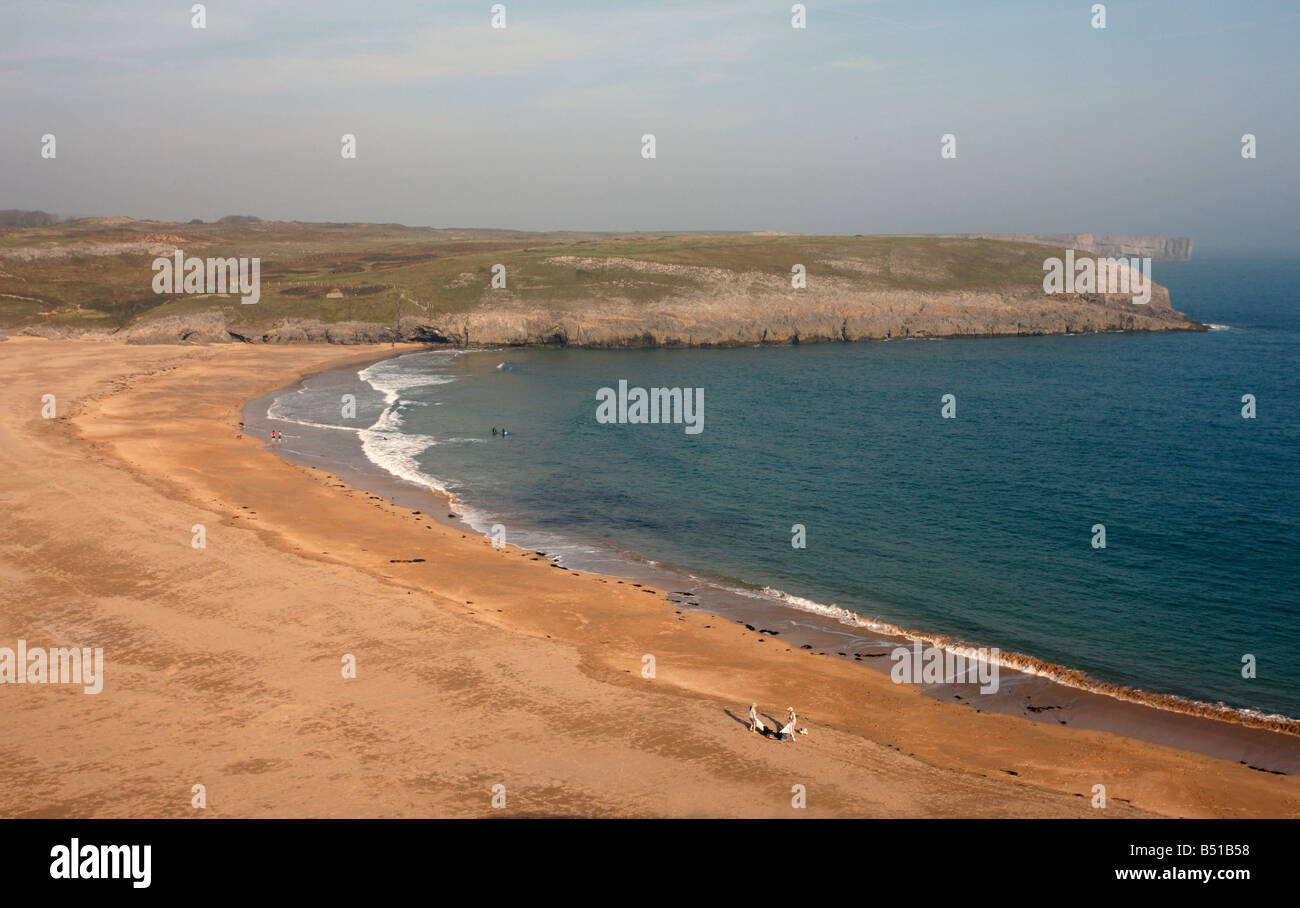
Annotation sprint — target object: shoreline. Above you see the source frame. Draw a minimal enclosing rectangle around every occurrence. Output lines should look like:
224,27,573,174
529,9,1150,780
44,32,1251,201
250,346,1300,774
4,336,1298,817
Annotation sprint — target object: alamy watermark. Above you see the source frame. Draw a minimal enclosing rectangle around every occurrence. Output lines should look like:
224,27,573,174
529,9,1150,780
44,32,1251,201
1,640,103,693
890,641,999,694
152,249,261,304
1043,250,1151,304
50,838,150,888
595,380,704,434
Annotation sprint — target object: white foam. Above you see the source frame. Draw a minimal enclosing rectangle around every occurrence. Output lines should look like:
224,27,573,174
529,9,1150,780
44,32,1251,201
358,406,446,493
352,351,465,493
733,587,1299,727
265,382,361,431
737,586,869,629
359,355,457,402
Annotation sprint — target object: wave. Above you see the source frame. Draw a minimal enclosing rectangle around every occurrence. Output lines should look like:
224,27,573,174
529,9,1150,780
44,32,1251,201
358,355,458,401
351,351,462,494
740,585,1300,736
266,388,361,433
358,404,447,494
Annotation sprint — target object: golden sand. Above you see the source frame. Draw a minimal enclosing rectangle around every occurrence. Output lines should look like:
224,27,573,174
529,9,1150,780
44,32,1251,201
1,337,1295,818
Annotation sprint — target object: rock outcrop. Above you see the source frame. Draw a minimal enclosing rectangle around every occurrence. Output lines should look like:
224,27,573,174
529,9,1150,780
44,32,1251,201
113,280,1199,347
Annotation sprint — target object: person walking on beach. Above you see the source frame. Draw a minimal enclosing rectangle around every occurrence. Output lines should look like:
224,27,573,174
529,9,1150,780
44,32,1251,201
748,703,766,734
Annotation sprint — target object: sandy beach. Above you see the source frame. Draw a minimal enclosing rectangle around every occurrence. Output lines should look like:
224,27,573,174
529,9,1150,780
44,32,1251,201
1,336,1297,818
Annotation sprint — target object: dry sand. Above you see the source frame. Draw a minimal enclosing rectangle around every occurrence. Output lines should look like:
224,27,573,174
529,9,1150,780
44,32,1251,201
1,336,1296,818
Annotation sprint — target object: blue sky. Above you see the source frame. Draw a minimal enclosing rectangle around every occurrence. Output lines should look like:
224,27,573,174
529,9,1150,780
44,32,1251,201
2,0,1297,251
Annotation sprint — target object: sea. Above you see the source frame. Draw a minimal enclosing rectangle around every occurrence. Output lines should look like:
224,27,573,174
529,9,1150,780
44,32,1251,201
253,255,1300,769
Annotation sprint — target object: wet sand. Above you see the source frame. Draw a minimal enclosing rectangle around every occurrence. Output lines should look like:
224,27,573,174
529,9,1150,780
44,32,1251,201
1,336,1297,818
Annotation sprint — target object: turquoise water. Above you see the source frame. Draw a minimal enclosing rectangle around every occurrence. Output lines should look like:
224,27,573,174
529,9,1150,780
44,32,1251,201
279,257,1300,720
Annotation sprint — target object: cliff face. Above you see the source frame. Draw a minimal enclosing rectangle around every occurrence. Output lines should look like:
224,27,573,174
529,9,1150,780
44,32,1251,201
393,264,1193,347
956,234,1193,262
1086,235,1193,262
114,276,1198,347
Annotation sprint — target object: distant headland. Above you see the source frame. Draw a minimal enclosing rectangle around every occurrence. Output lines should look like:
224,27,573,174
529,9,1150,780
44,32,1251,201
937,234,1193,263
0,216,1202,347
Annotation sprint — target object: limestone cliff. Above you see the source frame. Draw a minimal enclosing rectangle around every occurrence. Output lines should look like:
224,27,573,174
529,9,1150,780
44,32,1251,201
116,274,1198,347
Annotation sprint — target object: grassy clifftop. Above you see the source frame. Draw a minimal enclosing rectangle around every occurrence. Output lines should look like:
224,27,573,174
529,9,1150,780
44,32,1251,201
0,219,1200,344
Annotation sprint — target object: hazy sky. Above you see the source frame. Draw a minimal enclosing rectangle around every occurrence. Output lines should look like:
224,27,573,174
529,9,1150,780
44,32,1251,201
2,0,1297,252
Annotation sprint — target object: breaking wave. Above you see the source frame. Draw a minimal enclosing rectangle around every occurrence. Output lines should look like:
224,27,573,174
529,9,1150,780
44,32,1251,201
746,585,1300,736
354,352,459,494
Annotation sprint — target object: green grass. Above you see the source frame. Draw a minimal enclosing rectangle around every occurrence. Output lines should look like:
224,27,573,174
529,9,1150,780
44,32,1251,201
0,219,1067,331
